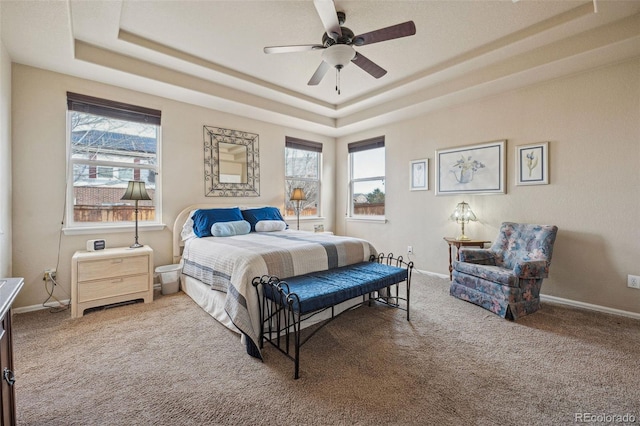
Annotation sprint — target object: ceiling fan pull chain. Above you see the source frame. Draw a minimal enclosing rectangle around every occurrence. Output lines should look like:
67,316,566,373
336,68,341,95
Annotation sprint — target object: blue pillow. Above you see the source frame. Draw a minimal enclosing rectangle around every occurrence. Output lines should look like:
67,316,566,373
241,207,287,232
211,220,251,237
191,207,244,237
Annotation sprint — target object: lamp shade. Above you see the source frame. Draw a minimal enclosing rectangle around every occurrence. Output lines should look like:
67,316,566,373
450,201,476,241
321,44,356,69
450,201,476,224
121,181,151,201
290,188,307,202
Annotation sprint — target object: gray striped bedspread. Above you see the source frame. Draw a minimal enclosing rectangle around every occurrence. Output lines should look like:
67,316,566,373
181,230,377,354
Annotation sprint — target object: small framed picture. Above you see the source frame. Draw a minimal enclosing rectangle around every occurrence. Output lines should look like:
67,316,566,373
516,142,549,185
410,159,429,191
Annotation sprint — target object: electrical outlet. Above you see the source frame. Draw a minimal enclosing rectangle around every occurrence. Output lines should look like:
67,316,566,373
43,268,57,281
407,245,413,255
628,275,640,289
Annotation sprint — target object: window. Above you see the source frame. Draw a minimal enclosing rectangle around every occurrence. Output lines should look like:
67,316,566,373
96,166,114,179
66,92,161,229
349,136,385,218
284,137,322,218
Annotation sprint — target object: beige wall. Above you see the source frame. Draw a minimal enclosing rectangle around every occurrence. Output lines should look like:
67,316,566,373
9,58,640,315
336,58,640,314
11,64,335,309
0,29,11,278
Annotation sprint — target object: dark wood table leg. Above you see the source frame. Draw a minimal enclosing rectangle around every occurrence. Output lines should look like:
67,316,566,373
448,244,454,280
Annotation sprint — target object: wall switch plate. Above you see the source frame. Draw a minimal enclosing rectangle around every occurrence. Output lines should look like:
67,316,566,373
407,245,413,255
627,275,640,289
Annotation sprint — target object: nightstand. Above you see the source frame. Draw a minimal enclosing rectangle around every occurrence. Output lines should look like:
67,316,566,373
71,246,154,318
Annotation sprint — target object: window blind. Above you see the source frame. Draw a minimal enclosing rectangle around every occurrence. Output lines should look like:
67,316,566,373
347,136,385,153
67,92,161,126
285,136,323,153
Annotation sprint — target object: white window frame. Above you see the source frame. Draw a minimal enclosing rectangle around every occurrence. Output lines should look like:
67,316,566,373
348,136,386,221
284,137,322,219
63,93,163,235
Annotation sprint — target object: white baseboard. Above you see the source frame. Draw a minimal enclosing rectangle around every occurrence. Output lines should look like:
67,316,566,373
540,294,640,320
14,284,163,315
419,269,449,279
13,299,71,314
423,269,640,320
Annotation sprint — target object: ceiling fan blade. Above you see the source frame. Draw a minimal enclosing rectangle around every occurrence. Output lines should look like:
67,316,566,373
353,21,416,46
351,52,387,79
308,61,331,85
313,0,342,40
264,45,324,54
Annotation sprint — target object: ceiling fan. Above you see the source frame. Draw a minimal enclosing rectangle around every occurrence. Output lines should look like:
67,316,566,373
263,0,416,94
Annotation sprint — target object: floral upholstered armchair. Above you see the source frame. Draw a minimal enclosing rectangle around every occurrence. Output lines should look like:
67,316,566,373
450,222,558,320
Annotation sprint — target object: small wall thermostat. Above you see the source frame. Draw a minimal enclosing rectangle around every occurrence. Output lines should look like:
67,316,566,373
86,239,106,251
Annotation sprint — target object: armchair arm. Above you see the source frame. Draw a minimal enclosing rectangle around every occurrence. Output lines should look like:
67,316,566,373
514,260,549,279
459,248,496,265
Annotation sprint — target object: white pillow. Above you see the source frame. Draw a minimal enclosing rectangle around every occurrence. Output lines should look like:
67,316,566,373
255,220,287,232
180,210,197,241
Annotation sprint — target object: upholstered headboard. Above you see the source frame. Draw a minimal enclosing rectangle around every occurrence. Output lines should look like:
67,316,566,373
172,204,278,263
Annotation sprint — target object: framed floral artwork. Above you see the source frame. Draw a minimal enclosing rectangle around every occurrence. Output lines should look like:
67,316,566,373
516,142,549,185
435,140,506,195
410,159,428,191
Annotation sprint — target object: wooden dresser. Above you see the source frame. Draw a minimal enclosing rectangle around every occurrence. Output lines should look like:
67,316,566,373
0,277,24,425
71,246,154,318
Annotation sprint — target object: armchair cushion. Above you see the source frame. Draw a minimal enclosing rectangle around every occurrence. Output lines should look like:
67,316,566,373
455,257,549,284
458,248,496,265
453,261,518,287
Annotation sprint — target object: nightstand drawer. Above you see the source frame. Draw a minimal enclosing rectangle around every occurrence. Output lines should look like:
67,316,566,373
78,274,149,303
77,255,148,282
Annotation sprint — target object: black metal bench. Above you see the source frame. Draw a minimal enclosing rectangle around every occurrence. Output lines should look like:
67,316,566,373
252,253,413,379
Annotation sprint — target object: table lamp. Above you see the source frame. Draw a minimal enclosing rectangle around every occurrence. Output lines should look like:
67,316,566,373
121,181,151,248
290,188,306,230
450,201,476,241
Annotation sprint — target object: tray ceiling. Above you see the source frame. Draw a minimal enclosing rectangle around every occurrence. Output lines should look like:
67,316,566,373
2,0,639,136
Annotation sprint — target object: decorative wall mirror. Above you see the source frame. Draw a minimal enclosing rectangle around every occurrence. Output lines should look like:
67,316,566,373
204,125,260,196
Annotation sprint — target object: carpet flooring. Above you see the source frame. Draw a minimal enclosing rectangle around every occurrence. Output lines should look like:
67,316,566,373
12,272,640,425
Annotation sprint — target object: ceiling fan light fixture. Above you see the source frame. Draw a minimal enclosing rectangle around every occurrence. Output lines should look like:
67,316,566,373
321,44,356,69
266,3,416,92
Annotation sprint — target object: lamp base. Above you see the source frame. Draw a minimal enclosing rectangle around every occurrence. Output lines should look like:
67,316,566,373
129,243,144,249
456,235,471,241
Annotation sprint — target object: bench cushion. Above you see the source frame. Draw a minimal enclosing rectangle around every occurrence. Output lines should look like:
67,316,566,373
265,262,408,314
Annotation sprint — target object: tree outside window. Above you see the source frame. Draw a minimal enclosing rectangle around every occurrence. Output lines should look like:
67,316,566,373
349,137,385,217
67,93,161,226
284,137,322,218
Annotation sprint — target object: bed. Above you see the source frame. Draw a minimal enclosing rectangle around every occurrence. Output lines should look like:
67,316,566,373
172,204,377,357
